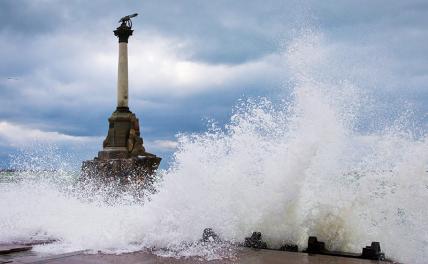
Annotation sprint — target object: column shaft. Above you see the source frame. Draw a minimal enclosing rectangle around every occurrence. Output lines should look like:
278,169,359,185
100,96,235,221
117,42,128,108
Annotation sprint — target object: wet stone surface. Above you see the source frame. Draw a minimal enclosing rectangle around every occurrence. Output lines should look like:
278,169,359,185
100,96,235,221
4,248,391,264
0,244,32,255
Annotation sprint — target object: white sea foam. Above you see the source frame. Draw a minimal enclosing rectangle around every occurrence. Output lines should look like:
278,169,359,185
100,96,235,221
0,30,427,263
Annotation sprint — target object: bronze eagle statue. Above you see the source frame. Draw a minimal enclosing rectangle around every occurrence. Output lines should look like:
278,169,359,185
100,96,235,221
118,13,138,28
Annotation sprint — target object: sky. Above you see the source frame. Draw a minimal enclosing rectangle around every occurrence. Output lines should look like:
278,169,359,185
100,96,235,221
0,0,427,169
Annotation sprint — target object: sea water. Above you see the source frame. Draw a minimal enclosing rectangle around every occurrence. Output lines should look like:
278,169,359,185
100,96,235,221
0,30,427,263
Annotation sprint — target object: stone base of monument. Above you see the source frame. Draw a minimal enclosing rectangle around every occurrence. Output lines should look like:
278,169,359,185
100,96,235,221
80,107,161,197
81,155,160,184
80,155,161,200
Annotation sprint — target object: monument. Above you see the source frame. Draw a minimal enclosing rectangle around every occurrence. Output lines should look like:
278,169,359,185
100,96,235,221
81,14,161,186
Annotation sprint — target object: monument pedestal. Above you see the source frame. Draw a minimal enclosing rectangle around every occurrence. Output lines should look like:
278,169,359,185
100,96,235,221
81,156,160,185
81,108,161,186
80,156,160,201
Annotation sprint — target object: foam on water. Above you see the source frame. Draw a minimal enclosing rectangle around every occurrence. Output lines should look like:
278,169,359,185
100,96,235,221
1,31,427,263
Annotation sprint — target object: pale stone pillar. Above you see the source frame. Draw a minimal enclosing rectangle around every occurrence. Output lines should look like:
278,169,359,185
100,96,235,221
117,42,128,108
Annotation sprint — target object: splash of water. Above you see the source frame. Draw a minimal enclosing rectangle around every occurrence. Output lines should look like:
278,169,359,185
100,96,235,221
0,31,427,263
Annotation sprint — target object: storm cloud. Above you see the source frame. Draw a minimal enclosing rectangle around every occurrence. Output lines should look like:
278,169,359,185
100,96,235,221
0,0,427,168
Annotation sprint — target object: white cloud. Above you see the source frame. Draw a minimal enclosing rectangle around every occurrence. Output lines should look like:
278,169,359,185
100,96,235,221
50,32,283,98
0,121,100,147
151,139,179,151
128,35,283,96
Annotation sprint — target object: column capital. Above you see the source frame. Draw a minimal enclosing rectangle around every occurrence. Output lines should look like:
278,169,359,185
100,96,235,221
114,22,133,43
116,106,130,112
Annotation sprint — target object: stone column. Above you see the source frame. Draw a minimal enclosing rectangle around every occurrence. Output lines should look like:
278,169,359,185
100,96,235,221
114,22,133,112
117,42,128,109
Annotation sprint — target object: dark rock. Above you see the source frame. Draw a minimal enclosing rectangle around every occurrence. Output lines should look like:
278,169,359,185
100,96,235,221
80,157,160,201
306,236,325,253
361,242,385,260
279,244,298,252
201,228,221,243
244,232,267,249
82,156,160,183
